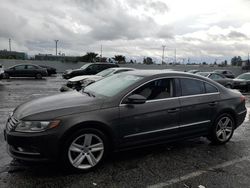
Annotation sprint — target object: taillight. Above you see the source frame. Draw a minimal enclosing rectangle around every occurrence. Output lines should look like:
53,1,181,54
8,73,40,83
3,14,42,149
240,95,246,102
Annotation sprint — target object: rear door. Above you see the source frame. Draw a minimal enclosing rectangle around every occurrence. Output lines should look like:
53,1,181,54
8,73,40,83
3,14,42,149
178,78,220,137
26,65,38,77
119,78,181,147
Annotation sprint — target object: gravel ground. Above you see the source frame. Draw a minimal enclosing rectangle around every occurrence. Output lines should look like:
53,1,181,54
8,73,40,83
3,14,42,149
0,75,249,188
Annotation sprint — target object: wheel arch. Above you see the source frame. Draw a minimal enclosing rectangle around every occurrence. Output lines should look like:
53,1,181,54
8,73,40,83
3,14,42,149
214,108,237,128
58,121,115,155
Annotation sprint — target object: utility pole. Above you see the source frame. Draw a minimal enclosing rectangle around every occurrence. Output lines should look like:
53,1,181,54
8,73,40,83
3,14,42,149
174,48,176,64
9,38,11,51
162,45,166,64
248,53,249,64
100,44,103,62
55,40,59,56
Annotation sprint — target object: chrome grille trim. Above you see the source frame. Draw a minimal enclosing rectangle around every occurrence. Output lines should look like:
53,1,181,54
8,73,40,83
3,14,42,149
6,115,19,131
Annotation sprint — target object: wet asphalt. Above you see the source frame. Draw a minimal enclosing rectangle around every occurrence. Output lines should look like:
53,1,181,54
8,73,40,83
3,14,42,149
0,75,250,188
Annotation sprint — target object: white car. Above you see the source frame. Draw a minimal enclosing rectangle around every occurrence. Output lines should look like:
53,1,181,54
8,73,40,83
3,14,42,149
60,67,136,92
0,64,4,79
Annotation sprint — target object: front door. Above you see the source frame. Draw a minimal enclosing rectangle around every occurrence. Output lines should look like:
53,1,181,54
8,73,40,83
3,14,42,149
118,78,181,147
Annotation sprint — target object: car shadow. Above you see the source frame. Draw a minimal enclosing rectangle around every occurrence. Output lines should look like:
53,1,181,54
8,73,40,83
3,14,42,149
5,137,211,177
3,78,47,81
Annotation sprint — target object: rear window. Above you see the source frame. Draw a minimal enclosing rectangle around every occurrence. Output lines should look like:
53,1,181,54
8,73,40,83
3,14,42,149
204,82,218,93
180,78,205,96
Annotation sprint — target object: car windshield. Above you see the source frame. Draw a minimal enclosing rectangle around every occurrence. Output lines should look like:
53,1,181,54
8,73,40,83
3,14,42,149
197,72,209,77
80,63,91,69
84,74,143,97
96,68,115,77
236,74,250,80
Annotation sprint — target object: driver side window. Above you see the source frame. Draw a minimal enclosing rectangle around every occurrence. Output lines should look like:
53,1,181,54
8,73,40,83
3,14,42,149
131,78,174,101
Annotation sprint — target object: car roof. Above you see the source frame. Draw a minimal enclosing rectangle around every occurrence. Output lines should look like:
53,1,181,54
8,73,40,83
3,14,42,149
110,67,135,71
214,70,231,72
124,69,193,77
10,64,40,67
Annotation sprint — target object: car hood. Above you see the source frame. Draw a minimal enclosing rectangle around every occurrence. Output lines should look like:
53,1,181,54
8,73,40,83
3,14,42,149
233,78,247,82
69,75,102,82
13,91,104,120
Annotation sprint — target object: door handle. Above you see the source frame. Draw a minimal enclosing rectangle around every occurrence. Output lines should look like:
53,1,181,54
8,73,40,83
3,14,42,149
168,108,180,113
209,101,218,106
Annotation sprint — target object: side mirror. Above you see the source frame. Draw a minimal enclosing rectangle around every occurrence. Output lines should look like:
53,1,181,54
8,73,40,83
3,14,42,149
127,94,146,104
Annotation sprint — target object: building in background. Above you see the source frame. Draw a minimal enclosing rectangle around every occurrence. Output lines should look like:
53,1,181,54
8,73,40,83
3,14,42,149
35,54,78,62
0,50,27,60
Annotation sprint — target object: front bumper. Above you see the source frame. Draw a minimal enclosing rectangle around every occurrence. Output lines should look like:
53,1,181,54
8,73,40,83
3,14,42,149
233,82,250,91
4,129,60,162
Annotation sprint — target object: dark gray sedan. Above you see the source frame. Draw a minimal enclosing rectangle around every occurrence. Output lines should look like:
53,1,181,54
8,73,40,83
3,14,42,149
4,64,48,79
197,72,234,88
5,70,246,172
233,73,250,92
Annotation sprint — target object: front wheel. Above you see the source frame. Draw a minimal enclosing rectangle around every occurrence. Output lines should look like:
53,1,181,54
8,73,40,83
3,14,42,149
4,73,9,79
35,73,42,79
62,128,108,172
208,114,235,145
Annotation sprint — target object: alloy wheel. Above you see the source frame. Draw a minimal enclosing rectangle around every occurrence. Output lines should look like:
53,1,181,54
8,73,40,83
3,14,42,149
216,116,233,142
68,133,104,170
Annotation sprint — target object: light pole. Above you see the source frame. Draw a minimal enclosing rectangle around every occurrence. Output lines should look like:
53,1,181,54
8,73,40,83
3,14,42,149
162,45,166,64
55,40,59,56
9,38,11,51
100,44,103,62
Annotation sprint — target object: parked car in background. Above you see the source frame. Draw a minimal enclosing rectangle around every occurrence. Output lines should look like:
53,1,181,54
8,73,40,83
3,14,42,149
62,63,119,79
214,70,235,79
4,64,48,79
197,72,234,88
187,70,200,74
233,73,250,92
60,67,136,92
4,70,246,172
39,65,57,76
0,64,4,79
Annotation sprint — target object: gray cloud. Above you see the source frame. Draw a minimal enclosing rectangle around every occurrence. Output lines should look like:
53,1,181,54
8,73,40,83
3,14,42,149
0,0,249,61
228,31,248,39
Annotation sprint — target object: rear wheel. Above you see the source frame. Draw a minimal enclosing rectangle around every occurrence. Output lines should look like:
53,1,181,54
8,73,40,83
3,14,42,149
61,128,108,172
208,113,235,145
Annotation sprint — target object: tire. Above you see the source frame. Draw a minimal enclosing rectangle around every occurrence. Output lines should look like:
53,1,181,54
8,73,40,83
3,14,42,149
35,73,42,79
4,73,9,79
61,128,109,172
208,113,235,145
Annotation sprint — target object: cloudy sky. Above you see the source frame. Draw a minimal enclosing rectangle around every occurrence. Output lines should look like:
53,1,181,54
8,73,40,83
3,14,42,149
0,0,250,63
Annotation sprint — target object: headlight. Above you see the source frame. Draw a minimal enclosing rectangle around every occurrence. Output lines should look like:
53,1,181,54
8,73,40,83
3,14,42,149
80,79,94,86
15,120,60,133
240,82,247,85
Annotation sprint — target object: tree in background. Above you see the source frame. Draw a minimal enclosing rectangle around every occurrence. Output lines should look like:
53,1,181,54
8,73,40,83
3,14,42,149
231,56,242,66
78,52,98,62
112,55,126,64
143,57,154,64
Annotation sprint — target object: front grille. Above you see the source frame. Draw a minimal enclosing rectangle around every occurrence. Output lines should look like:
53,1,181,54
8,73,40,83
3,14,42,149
6,115,19,131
